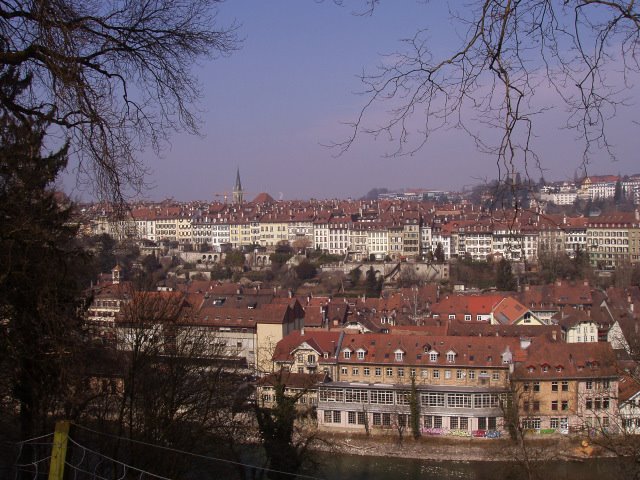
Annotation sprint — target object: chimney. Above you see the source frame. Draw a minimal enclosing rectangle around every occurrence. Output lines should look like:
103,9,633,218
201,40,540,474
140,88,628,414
552,330,557,341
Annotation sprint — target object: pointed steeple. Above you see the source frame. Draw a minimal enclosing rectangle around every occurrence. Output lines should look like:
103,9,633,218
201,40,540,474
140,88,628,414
233,167,243,205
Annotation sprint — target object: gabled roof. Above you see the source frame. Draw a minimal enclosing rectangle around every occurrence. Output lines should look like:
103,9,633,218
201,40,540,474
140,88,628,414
492,297,534,325
271,330,341,363
513,340,618,380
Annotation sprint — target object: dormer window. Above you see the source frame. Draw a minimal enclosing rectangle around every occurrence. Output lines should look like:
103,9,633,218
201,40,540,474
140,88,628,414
542,365,549,373
429,351,438,362
528,366,535,373
343,350,351,359
446,352,456,363
357,350,365,360
394,349,405,361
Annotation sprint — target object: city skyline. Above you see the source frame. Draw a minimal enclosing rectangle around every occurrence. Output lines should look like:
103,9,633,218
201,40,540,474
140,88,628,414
61,1,640,202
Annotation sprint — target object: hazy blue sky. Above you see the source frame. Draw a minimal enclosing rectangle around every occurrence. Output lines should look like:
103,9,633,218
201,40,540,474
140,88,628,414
63,1,640,202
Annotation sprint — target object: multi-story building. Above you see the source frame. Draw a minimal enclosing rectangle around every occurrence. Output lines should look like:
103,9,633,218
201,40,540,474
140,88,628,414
586,212,639,268
287,211,315,250
317,333,524,434
401,217,421,257
366,224,389,260
259,213,289,248
513,341,618,433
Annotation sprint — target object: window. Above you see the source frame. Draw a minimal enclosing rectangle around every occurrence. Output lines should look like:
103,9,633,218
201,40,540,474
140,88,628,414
586,398,593,410
343,350,351,359
397,414,408,427
562,381,569,392
533,382,540,392
561,400,569,411
341,367,347,375
465,314,471,321
357,411,366,425
421,369,429,378
450,416,459,429
410,368,416,377
460,417,469,430
551,400,558,411
345,389,368,403
456,369,464,379
488,417,497,430
382,413,391,426
352,368,359,376
478,417,487,430
550,418,559,429
421,392,445,407
348,411,356,424
492,372,500,381
386,367,393,377
522,418,541,430
333,410,341,423
375,368,382,377
396,391,410,405
433,369,440,379
433,416,443,428
447,393,471,408
523,383,530,391
357,351,365,360
373,413,382,426
468,370,475,379
445,370,452,379
429,352,438,362
324,411,332,423
474,393,500,408
395,351,404,361
370,390,394,404
586,380,593,390
363,367,370,376
533,401,540,411
551,381,558,392
423,415,432,428
446,352,455,363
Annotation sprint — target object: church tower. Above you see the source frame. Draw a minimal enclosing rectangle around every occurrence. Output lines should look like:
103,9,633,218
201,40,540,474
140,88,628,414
233,167,244,205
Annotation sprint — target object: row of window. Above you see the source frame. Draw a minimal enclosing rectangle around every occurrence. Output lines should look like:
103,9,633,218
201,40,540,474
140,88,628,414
339,366,501,381
523,400,569,412
320,389,503,408
524,381,569,392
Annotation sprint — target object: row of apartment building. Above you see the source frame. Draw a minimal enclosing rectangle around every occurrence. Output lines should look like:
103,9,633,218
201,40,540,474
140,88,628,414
539,174,640,205
87,201,640,268
263,330,630,437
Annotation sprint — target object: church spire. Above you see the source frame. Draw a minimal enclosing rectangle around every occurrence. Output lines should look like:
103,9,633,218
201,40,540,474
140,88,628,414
233,167,243,205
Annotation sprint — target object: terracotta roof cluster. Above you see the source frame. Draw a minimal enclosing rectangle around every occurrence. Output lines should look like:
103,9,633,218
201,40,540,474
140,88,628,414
513,341,618,380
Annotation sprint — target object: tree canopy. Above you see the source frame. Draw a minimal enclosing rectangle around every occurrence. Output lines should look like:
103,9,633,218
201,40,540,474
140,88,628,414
0,0,238,203
337,1,640,185
0,69,87,437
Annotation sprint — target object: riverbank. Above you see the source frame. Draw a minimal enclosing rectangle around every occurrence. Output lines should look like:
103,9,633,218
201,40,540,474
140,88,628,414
313,432,611,462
